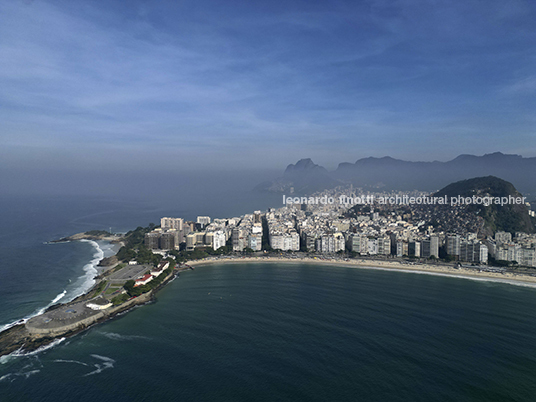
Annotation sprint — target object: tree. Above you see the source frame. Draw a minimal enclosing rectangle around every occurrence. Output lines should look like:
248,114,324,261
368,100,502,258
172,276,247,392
116,246,137,262
124,280,136,293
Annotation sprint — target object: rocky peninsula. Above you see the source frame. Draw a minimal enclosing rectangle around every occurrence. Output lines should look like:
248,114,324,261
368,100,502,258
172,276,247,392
0,230,180,359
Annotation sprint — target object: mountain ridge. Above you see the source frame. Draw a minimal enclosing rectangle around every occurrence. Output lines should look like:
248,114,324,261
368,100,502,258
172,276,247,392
255,152,536,196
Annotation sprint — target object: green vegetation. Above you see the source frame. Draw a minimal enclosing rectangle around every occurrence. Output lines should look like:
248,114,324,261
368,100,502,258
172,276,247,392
435,176,534,234
488,256,518,267
92,280,107,296
168,246,231,264
111,293,129,305
123,263,175,298
104,286,121,296
115,224,163,266
124,224,156,248
116,247,137,262
136,245,162,265
124,279,136,293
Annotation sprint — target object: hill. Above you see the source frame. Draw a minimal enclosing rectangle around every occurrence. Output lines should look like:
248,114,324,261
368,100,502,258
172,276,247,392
433,176,535,235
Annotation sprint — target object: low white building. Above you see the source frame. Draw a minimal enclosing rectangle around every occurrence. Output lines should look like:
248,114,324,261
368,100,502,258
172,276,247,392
151,261,170,277
86,297,112,310
135,274,153,287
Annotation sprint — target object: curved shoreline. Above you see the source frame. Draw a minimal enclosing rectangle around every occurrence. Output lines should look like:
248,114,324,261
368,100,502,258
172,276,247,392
188,256,536,289
3,244,535,359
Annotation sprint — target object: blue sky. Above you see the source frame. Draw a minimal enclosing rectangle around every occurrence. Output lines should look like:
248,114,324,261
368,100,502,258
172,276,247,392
1,0,535,173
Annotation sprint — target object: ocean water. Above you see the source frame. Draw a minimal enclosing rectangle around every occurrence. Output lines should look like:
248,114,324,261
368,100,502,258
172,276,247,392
2,195,536,401
0,188,279,332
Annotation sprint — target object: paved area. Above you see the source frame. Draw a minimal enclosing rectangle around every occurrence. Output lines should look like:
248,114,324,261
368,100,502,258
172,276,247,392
27,301,101,330
108,264,148,284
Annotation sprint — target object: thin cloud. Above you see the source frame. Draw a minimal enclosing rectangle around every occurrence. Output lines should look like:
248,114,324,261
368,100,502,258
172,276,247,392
0,0,535,170
503,76,536,94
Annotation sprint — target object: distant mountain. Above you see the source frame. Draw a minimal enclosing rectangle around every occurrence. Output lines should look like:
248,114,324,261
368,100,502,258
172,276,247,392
433,176,535,234
256,153,536,196
334,152,536,194
254,158,342,193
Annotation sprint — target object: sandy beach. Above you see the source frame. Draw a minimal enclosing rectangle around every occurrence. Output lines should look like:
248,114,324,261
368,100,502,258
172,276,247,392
188,256,536,288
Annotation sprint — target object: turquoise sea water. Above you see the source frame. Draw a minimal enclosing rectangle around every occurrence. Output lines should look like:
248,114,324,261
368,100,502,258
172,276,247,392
2,195,536,401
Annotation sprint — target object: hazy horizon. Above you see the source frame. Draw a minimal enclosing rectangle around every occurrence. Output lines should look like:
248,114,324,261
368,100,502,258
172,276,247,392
2,150,536,199
1,0,536,188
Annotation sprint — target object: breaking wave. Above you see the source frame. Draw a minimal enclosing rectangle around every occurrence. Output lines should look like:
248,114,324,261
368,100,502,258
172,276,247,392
0,338,66,365
69,239,104,301
0,240,107,335
0,290,67,333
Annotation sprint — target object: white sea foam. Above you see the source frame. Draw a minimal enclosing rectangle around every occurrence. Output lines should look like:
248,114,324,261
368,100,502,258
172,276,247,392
53,359,89,366
83,354,115,377
91,354,115,362
17,338,66,358
0,373,11,382
0,320,26,334
0,349,21,365
50,289,67,305
99,331,150,341
0,369,40,383
0,338,66,365
54,355,115,377
68,239,104,301
0,240,107,335
0,289,67,334
23,369,40,378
